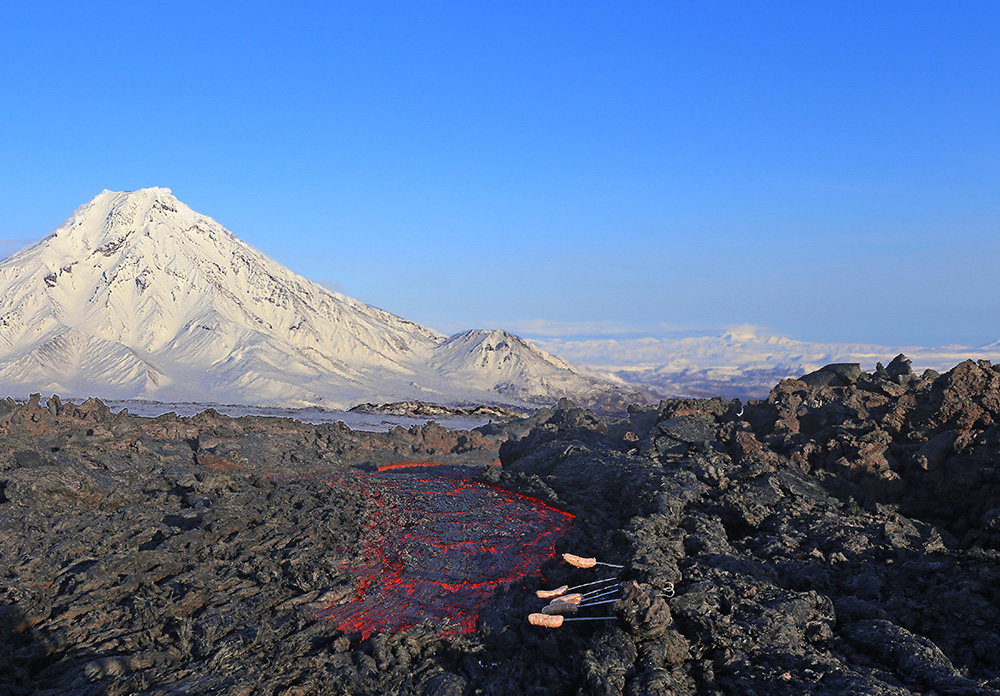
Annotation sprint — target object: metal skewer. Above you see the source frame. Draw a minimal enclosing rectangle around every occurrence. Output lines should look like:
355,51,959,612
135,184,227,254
542,596,621,615
546,586,618,606
535,576,619,599
579,586,621,601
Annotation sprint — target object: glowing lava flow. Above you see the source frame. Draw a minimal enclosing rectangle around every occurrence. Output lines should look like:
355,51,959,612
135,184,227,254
311,464,574,639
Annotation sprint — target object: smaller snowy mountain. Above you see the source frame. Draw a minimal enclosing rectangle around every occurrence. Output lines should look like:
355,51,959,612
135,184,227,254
0,188,639,412
430,329,642,412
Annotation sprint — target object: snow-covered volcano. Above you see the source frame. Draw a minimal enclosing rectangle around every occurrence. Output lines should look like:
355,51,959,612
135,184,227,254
0,188,639,411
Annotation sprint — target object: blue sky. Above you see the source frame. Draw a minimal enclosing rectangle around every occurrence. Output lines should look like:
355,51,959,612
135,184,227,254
1,2,998,347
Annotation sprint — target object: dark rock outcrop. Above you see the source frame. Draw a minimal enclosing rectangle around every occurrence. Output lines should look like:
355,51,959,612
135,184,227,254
2,356,1000,695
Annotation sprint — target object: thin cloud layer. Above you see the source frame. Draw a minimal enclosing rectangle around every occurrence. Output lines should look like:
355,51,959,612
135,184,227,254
530,327,1000,400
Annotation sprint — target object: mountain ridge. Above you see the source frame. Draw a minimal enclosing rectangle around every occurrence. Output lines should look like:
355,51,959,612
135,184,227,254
0,188,640,412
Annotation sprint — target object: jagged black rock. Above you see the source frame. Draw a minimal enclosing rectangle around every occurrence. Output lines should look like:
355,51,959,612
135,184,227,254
2,356,1000,695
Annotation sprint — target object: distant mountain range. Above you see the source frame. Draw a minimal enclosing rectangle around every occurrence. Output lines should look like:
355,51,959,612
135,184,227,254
535,328,1000,400
0,188,640,412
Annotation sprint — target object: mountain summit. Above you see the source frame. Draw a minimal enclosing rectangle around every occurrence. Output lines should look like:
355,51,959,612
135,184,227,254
0,188,639,411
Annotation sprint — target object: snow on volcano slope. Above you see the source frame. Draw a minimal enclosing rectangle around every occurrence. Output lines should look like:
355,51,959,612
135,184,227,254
0,188,638,410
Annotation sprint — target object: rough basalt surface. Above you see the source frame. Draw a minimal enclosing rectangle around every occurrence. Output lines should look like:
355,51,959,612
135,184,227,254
2,355,1000,695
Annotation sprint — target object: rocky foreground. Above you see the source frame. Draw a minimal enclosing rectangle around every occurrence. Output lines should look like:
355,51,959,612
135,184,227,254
2,355,1000,695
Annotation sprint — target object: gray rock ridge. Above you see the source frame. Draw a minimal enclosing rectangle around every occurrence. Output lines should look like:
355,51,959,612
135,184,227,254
347,400,529,420
0,355,998,694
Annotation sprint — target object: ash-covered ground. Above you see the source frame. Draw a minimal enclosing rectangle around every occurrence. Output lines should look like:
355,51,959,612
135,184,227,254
2,354,1000,695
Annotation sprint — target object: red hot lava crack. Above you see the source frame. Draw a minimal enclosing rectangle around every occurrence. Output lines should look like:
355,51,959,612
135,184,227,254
310,464,574,638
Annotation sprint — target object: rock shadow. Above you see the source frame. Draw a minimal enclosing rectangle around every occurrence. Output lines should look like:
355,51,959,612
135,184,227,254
0,600,107,696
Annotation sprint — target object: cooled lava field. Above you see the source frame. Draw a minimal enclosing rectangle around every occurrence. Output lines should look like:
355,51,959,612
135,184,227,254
3,355,1000,695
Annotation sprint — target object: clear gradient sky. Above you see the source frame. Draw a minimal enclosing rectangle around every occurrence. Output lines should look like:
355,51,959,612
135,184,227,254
1,2,998,348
